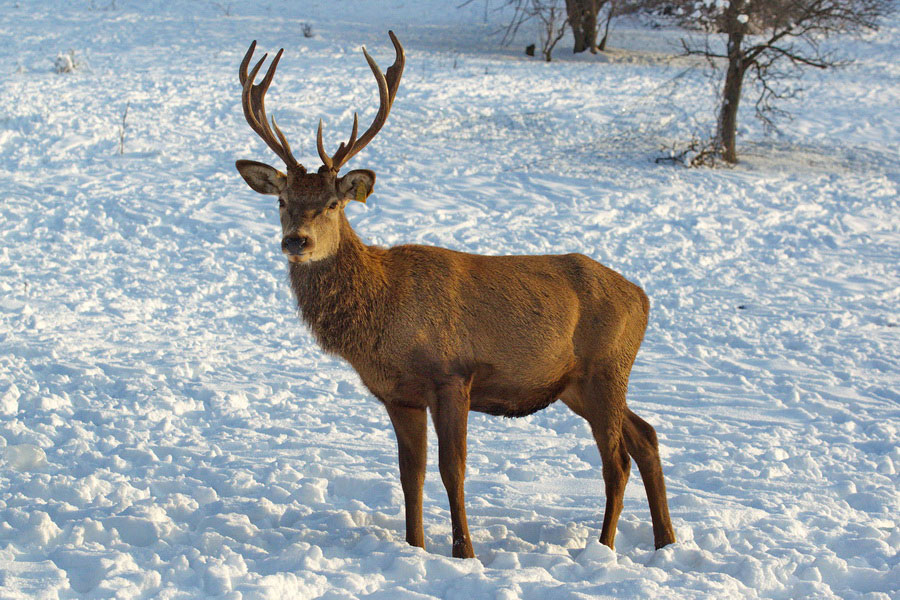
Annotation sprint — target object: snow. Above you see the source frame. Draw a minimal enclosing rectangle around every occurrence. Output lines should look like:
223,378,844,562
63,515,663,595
1,1,898,598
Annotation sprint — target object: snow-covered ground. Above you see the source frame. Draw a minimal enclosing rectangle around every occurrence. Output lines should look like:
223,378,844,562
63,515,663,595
1,1,897,598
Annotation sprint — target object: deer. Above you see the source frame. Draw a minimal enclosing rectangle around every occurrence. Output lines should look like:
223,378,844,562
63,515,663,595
234,32,676,559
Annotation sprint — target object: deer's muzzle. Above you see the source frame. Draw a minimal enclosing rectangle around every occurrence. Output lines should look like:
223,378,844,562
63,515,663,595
282,235,312,262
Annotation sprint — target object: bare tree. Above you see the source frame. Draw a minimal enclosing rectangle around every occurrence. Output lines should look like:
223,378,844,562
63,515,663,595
566,0,601,52
492,0,643,56
501,0,569,61
597,0,645,50
566,0,645,52
536,0,570,60
664,0,895,163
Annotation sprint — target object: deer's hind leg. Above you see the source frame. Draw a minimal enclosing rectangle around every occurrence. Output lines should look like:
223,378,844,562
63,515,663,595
562,374,631,550
623,408,676,549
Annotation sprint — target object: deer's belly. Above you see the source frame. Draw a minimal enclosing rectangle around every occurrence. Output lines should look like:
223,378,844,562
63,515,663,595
358,351,577,418
467,366,575,418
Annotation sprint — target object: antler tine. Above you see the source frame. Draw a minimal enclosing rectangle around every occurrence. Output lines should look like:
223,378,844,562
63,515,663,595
316,119,333,172
239,40,256,86
385,30,405,102
271,115,295,163
239,42,303,172
329,113,359,171
321,31,405,173
240,55,269,142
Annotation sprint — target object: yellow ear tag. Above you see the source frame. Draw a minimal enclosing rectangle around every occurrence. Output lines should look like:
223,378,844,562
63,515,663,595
354,182,368,204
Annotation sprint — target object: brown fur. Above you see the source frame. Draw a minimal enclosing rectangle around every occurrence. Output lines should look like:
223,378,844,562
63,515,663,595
235,33,676,559
277,209,677,556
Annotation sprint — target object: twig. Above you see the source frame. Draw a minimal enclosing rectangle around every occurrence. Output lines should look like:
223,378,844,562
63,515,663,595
119,101,130,155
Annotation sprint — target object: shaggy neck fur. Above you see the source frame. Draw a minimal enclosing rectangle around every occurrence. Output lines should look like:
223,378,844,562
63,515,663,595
288,215,387,361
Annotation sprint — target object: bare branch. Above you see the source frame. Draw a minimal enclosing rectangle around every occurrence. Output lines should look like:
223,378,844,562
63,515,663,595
666,0,896,161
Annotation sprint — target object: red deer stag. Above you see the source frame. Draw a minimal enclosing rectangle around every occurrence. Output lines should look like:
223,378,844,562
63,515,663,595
234,32,676,558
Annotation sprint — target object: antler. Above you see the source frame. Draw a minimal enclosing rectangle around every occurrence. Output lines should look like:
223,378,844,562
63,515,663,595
317,31,405,174
240,41,304,173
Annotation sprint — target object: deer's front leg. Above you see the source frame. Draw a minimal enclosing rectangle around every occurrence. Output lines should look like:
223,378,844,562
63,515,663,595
430,379,475,559
385,403,427,549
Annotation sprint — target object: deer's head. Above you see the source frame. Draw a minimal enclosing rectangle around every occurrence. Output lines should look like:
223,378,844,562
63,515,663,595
235,33,404,264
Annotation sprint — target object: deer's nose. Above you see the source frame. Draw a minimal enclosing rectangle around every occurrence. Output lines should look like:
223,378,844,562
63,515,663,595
281,235,310,255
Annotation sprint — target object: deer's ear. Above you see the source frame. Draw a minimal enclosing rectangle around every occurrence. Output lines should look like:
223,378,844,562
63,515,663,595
236,160,287,195
337,169,376,204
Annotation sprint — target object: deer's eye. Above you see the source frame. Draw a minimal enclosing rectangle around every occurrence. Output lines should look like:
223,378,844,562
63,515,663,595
278,198,286,208
328,201,339,210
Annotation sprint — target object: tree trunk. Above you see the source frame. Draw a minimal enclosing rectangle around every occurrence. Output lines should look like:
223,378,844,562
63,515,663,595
718,44,745,163
566,0,600,53
716,1,748,163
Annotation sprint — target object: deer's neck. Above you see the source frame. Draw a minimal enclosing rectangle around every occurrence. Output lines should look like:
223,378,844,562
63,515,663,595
288,217,387,360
